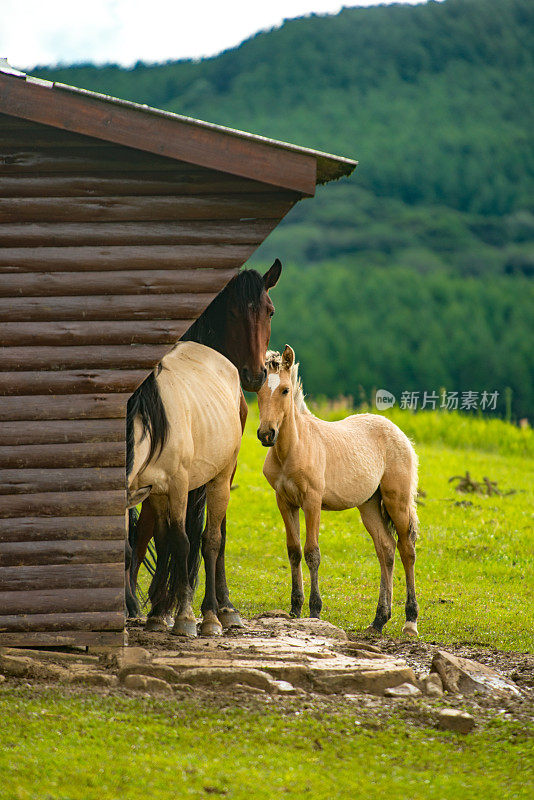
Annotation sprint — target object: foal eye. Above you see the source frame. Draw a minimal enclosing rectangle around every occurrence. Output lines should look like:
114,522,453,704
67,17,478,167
282,388,289,395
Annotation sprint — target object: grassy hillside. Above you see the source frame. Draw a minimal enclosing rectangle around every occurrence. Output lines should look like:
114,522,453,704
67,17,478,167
31,0,534,416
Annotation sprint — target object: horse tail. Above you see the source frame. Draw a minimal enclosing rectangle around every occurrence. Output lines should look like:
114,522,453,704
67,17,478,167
126,368,169,477
185,485,206,589
148,531,182,618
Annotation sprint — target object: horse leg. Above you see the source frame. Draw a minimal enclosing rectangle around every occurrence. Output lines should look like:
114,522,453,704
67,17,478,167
302,495,322,619
161,478,197,638
276,494,303,618
124,531,140,619
129,501,155,602
145,494,172,632
200,469,233,636
215,392,248,628
359,491,396,634
215,515,243,628
381,493,419,637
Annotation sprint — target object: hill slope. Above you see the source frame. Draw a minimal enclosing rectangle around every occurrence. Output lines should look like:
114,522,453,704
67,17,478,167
32,0,534,416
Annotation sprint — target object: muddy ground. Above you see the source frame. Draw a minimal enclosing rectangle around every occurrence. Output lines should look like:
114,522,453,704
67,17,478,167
1,613,532,730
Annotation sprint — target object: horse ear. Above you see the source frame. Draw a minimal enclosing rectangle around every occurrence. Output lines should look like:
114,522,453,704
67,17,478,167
263,258,282,291
281,344,295,370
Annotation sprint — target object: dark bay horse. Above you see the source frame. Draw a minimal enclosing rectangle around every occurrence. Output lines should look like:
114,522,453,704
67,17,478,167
126,260,282,630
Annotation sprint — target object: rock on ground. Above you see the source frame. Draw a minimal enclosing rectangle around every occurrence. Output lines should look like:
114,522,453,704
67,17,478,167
437,709,476,733
384,682,422,698
122,674,173,694
431,650,520,697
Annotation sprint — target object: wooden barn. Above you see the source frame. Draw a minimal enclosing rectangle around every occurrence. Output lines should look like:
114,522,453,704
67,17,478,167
0,62,357,647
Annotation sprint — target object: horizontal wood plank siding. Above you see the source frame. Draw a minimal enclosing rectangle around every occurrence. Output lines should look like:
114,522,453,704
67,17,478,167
0,112,301,646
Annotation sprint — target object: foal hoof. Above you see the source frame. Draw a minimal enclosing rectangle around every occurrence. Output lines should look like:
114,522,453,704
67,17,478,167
200,611,224,637
363,625,383,639
402,621,419,638
145,616,167,632
217,609,245,629
171,618,198,638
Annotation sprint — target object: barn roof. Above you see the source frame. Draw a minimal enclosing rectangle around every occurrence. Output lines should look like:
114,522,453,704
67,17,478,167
0,61,357,196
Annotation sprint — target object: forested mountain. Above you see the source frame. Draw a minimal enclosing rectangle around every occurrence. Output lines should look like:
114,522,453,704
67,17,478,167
32,0,534,416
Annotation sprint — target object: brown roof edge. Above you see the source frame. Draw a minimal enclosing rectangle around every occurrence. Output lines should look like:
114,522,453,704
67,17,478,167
0,66,357,193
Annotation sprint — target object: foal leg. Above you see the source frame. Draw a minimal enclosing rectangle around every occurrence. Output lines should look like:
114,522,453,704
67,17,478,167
276,494,303,618
200,468,233,636
358,491,396,634
382,493,419,637
303,495,322,619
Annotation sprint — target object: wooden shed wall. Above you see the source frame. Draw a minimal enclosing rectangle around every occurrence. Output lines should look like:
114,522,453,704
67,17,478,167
0,113,300,646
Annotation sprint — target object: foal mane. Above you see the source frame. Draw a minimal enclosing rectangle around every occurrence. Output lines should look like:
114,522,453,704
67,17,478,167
266,350,310,414
181,269,266,351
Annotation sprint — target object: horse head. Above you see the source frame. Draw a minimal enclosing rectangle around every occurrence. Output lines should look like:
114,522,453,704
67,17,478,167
225,259,282,393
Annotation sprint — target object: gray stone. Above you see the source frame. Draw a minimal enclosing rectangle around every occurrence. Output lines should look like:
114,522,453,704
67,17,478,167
270,679,298,694
0,654,68,682
311,665,418,696
384,682,422,698
113,647,152,669
122,674,173,694
431,650,520,697
422,673,443,697
69,670,118,687
175,667,278,692
437,709,476,734
118,663,179,684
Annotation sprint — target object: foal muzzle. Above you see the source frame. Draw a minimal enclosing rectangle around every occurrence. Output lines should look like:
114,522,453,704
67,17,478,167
257,427,278,447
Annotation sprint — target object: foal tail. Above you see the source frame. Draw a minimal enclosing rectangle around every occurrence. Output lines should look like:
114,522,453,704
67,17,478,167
380,441,419,544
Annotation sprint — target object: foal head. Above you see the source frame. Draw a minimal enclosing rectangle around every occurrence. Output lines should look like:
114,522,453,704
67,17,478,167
257,345,299,446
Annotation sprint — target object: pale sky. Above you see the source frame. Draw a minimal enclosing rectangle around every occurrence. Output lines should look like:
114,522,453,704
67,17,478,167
1,0,437,70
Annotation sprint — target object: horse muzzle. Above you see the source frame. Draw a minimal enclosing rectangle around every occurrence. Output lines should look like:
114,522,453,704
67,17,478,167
257,427,278,447
240,367,267,393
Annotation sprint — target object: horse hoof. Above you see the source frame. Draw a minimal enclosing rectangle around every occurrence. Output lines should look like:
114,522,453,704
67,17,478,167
171,618,198,637
200,612,223,637
402,621,419,638
145,616,167,632
217,609,244,629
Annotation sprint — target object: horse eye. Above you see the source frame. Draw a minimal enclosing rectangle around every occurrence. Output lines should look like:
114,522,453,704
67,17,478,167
282,388,289,395
269,311,274,318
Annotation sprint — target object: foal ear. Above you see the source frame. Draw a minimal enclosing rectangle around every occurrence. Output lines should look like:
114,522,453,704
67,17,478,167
281,344,295,370
263,258,282,291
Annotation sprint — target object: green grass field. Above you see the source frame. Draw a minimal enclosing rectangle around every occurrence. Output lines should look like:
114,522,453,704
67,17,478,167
1,404,533,800
201,402,534,652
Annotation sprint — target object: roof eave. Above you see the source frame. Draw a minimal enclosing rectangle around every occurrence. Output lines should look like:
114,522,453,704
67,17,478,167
0,67,357,193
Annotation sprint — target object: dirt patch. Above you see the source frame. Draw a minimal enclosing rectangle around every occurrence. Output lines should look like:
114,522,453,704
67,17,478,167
1,615,532,726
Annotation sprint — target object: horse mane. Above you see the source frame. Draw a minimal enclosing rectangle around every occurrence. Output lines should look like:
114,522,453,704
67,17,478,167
181,268,266,351
266,350,310,414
